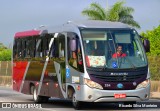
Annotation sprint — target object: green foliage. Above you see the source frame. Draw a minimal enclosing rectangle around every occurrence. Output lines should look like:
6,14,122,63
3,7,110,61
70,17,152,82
0,43,11,61
0,43,7,51
82,0,140,28
148,56,160,81
82,2,106,20
0,49,12,61
112,1,140,28
141,25,160,56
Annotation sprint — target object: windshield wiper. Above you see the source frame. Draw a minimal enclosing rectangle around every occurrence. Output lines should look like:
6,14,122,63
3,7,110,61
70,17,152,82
123,57,136,69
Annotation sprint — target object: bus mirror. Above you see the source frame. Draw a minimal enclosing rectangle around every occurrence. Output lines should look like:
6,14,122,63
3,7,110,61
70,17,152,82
143,39,150,52
70,39,76,51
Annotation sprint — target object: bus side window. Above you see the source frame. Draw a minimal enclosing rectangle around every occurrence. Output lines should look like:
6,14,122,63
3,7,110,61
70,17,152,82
67,33,84,72
26,39,31,58
52,34,65,59
24,40,27,57
36,38,43,58
49,33,65,59
21,39,25,58
13,39,18,59
49,39,56,58
22,37,36,59
40,34,52,58
50,39,55,58
31,38,36,58
58,35,65,58
17,39,22,58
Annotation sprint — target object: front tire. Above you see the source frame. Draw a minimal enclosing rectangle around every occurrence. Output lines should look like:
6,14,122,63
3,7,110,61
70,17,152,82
72,92,81,110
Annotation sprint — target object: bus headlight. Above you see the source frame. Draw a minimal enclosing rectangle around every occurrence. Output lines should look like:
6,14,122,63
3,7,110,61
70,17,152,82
136,79,150,89
84,78,103,90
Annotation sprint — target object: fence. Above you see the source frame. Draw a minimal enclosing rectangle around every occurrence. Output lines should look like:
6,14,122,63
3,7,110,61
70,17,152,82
0,61,12,86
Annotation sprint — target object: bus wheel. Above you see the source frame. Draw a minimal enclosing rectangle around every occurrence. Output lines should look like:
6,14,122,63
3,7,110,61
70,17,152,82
33,86,43,103
72,92,81,110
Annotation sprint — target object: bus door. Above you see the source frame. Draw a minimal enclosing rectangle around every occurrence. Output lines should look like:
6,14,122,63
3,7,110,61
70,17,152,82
66,32,84,88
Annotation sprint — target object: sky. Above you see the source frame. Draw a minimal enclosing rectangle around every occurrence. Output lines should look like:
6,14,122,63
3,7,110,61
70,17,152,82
0,0,160,47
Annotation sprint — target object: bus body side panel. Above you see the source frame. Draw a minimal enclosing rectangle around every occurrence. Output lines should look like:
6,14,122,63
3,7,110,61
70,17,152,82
43,60,63,98
35,60,64,98
20,59,64,98
35,60,65,98
13,61,28,92
21,60,44,94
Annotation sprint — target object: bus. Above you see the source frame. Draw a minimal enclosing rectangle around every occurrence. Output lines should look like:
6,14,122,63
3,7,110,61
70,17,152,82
13,20,150,109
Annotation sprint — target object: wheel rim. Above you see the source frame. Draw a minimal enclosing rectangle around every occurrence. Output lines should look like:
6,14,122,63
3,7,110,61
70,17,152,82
33,88,37,101
72,93,77,106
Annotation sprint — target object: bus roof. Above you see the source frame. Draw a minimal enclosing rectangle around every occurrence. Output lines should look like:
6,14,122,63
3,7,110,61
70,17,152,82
15,20,133,38
47,20,132,34
14,30,41,38
66,20,131,29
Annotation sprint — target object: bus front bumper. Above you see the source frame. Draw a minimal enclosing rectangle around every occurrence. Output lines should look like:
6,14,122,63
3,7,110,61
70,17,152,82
76,84,150,102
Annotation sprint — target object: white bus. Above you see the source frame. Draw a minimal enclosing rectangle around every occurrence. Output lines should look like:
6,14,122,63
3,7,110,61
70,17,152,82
13,20,150,109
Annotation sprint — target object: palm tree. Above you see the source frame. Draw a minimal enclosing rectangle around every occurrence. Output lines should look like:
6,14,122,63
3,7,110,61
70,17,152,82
82,1,140,28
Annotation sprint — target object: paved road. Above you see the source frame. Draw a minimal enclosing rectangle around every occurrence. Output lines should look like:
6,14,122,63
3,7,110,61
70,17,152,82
0,86,160,111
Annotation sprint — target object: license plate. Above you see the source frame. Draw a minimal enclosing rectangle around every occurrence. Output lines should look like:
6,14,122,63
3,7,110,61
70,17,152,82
114,94,126,99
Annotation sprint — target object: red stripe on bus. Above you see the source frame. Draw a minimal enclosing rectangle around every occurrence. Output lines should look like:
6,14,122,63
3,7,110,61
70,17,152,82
13,61,28,91
14,30,41,38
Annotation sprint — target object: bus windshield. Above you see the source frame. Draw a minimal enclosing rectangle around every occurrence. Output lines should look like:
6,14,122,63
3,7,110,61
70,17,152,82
81,29,147,69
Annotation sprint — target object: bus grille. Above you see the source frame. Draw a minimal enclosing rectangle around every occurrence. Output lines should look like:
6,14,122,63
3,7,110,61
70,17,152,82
90,73,146,82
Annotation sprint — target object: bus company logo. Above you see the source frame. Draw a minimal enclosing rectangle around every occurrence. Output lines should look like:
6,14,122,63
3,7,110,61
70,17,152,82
133,82,137,86
110,73,128,76
117,83,124,89
2,103,11,108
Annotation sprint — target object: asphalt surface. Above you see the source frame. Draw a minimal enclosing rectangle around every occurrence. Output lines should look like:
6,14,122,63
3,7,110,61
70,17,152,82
0,86,160,111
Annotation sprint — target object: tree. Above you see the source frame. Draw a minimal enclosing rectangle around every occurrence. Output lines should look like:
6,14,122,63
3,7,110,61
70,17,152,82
141,25,160,81
82,1,140,28
141,25,160,56
0,49,12,61
0,43,11,61
0,43,7,51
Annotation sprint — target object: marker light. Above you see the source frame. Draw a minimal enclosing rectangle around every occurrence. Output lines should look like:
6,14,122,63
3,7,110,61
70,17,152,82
35,82,39,86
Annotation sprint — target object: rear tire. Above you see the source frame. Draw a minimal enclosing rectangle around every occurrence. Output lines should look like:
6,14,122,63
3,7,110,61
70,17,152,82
72,92,81,110
32,86,43,103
